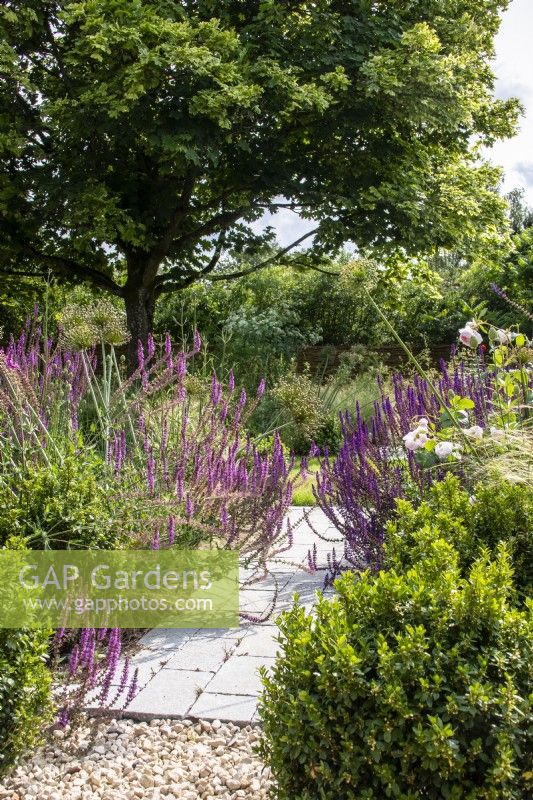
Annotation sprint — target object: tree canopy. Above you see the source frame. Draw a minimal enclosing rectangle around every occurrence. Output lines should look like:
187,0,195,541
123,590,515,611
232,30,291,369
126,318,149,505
0,0,519,363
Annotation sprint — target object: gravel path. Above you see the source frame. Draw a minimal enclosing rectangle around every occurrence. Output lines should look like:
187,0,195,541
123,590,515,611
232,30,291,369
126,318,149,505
1,510,342,799
0,718,272,800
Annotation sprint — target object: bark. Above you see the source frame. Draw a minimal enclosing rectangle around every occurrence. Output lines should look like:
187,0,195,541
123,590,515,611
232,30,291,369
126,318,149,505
123,281,156,374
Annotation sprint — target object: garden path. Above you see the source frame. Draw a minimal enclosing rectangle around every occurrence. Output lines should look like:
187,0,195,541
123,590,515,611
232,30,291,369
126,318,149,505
87,508,341,724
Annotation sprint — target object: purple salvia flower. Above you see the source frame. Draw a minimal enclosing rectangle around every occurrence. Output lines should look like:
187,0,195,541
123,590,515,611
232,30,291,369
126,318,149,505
118,658,130,695
175,468,184,500
192,330,201,354
137,340,145,371
220,504,229,530
309,442,320,458
210,374,222,406
219,401,229,423
68,645,80,675
54,628,66,646
176,352,186,381
126,668,139,705
146,449,156,493
57,707,70,728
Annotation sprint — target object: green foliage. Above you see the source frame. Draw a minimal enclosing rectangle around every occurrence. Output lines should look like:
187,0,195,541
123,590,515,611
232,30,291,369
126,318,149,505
270,372,328,455
59,297,130,349
0,531,53,778
290,458,320,506
0,627,53,776
157,256,466,362
462,191,533,330
385,474,533,600
0,0,518,351
260,543,533,799
0,453,121,550
471,480,533,599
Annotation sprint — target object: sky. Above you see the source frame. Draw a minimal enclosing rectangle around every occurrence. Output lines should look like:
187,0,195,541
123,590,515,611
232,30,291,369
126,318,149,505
490,0,533,203
259,0,533,246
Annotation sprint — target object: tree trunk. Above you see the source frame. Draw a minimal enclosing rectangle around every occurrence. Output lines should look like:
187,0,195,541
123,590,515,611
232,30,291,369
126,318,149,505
123,283,156,374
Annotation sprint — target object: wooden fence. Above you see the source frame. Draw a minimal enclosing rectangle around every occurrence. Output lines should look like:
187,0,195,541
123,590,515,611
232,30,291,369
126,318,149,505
296,343,454,375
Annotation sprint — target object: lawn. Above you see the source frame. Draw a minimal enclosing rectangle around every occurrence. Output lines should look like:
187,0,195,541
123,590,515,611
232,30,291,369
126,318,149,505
290,458,320,506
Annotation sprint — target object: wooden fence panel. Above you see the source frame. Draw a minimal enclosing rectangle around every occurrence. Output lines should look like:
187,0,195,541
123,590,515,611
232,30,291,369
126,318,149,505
296,343,454,375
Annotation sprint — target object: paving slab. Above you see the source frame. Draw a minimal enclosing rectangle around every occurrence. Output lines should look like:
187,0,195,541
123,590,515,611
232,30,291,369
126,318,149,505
206,655,275,696
240,570,294,592
233,626,280,658
125,668,213,718
139,628,199,652
188,692,257,723
116,650,173,686
86,506,339,724
239,589,276,617
163,631,239,673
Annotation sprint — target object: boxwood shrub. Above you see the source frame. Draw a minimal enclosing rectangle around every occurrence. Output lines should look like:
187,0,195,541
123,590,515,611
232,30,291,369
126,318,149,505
0,628,53,776
259,542,532,799
0,454,119,550
385,474,533,600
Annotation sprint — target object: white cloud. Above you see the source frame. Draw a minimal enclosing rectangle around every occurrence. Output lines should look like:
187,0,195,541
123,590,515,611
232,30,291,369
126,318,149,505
252,205,316,247
487,0,533,203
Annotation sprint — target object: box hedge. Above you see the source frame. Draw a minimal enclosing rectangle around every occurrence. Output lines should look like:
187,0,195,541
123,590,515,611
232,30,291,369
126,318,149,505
259,541,532,799
0,628,53,776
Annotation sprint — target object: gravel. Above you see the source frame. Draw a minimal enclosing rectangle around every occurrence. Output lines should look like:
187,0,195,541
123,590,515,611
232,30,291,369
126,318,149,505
0,717,273,800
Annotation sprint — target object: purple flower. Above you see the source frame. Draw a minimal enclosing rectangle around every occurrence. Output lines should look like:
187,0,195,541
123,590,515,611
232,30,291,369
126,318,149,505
147,450,156,493
137,341,145,371
256,378,266,398
193,330,201,354
211,374,222,405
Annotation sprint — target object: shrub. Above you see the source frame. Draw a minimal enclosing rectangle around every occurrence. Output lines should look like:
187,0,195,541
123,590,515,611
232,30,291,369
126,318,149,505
0,628,53,776
260,543,533,800
0,453,119,550
385,473,533,599
271,372,326,454
472,480,533,597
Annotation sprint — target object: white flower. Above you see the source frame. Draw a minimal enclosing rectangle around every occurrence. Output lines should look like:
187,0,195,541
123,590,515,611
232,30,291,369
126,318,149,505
490,426,505,439
417,417,429,429
403,427,429,451
435,441,454,459
464,425,484,440
453,446,463,460
495,329,509,345
459,325,483,349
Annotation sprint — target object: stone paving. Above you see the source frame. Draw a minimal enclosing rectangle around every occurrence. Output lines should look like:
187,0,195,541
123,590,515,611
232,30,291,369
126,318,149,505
88,508,343,724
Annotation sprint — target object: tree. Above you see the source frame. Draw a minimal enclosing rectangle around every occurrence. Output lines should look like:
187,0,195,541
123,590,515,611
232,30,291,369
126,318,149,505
0,0,519,367
506,188,533,234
